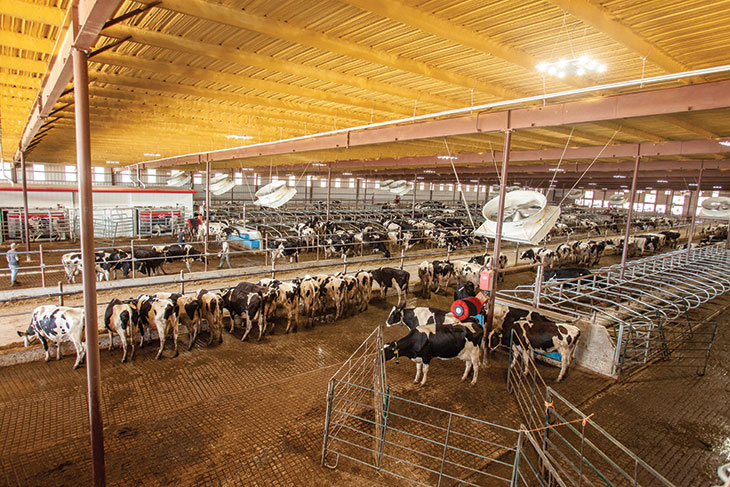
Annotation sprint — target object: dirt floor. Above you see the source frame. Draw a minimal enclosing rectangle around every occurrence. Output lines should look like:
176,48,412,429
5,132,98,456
0,278,728,487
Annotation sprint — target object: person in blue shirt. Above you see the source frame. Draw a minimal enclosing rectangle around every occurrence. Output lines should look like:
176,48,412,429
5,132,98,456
6,243,20,287
177,230,185,243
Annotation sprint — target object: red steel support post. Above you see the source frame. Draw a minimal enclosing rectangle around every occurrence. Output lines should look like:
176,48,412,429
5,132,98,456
620,148,641,280
485,129,511,362
20,152,32,260
72,46,105,487
686,161,704,253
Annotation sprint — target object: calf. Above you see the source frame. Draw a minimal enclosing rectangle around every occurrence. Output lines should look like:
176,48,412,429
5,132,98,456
370,267,410,306
155,292,201,350
136,295,179,359
354,270,373,312
18,305,86,369
259,279,300,333
103,298,138,362
418,261,434,298
432,260,454,294
488,308,580,382
384,322,483,386
221,283,266,341
197,290,225,345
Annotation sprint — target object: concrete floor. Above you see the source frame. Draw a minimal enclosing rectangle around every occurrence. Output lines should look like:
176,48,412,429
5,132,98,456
0,282,728,486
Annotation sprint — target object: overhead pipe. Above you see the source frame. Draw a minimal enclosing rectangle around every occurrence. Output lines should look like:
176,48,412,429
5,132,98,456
72,46,106,487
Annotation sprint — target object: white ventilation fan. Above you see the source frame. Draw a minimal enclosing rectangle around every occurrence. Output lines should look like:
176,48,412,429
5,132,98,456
380,179,395,190
167,171,190,187
389,180,412,196
506,185,521,193
475,190,560,244
210,175,236,196
565,189,584,200
700,196,730,218
254,180,297,208
609,192,627,206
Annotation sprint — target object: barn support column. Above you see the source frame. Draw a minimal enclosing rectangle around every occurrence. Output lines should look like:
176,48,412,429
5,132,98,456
354,176,360,207
362,179,367,209
72,46,106,487
475,179,481,206
19,152,31,259
667,190,674,215
620,148,641,280
326,166,332,222
485,128,511,362
686,161,704,253
204,159,210,271
429,182,434,201
412,175,417,218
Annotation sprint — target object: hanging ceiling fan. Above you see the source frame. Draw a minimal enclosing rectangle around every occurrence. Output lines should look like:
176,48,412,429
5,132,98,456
475,190,560,244
388,180,412,195
380,179,395,190
167,171,190,187
254,180,297,208
700,196,730,218
609,192,627,206
565,189,584,200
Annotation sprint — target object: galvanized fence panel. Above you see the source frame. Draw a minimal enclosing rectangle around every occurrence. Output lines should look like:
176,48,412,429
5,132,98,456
505,331,676,487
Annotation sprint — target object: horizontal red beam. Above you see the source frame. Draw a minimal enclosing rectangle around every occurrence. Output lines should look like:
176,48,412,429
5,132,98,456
142,79,730,169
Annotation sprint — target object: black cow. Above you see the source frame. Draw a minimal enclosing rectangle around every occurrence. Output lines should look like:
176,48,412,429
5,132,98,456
487,308,580,382
370,267,410,306
660,230,680,248
153,244,206,271
454,281,476,301
133,248,166,276
543,267,591,282
384,321,483,385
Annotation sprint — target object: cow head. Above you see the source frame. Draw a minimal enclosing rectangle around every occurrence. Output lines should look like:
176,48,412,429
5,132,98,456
385,304,406,327
383,342,400,364
487,329,503,351
16,327,36,347
520,249,535,262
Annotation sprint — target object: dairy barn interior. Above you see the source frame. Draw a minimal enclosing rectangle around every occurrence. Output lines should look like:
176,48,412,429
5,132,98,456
2,0,730,486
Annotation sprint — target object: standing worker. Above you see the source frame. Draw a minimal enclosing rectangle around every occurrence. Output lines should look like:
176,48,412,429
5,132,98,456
218,239,232,269
6,243,20,287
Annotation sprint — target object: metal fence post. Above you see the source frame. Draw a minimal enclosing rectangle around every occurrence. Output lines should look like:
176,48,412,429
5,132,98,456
343,254,347,274
511,430,524,487
436,413,453,487
130,240,136,279
58,281,64,306
399,249,404,270
271,257,276,279
39,244,46,288
179,270,185,294
316,234,320,261
533,265,543,308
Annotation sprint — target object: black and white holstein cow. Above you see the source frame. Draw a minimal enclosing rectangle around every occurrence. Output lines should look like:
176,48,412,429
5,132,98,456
418,261,434,299
136,295,180,360
384,321,484,386
354,270,373,312
370,267,410,306
18,305,86,369
197,290,225,345
432,260,455,294
152,244,206,272
104,298,138,362
268,237,303,263
258,279,300,333
385,304,461,330
488,308,580,382
221,282,269,341
155,292,202,349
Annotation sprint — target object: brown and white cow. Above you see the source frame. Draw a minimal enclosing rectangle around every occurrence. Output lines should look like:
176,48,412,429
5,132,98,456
18,305,86,369
136,295,180,360
197,290,224,345
104,298,138,362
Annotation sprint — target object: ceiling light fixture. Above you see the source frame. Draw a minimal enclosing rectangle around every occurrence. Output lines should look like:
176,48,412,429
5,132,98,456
548,168,565,172
143,153,161,157
225,134,254,140
719,140,730,147
437,155,457,160
613,175,627,179
423,170,436,174
537,55,606,78
657,179,669,183
106,160,120,164
714,185,723,189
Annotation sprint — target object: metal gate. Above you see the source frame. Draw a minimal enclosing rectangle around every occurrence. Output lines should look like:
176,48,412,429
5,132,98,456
506,331,676,487
322,327,580,487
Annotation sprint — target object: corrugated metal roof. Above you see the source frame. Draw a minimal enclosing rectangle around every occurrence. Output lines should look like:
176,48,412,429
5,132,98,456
2,0,729,175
